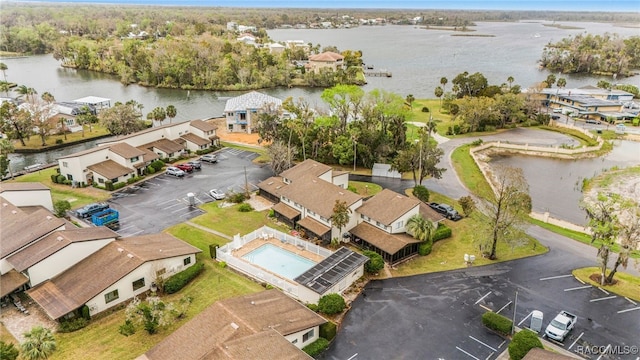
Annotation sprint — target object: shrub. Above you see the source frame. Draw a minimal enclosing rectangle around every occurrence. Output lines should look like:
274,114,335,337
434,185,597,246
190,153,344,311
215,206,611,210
209,244,217,258
105,181,114,191
228,192,247,203
318,293,346,315
150,160,165,171
58,317,89,333
238,203,253,212
164,262,204,294
55,139,64,144
268,209,275,218
482,311,513,336
319,321,337,341
306,303,319,312
433,225,452,242
302,338,329,357
118,319,136,336
418,241,432,256
51,174,58,183
363,250,384,274
347,185,358,193
0,341,19,360
413,185,430,203
217,261,227,268
113,182,126,190
508,330,543,360
56,175,66,183
146,166,155,174
53,200,71,218
471,139,484,146
81,305,91,320
421,106,429,112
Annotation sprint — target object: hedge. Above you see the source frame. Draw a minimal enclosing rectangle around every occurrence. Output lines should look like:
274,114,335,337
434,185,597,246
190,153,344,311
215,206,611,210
363,250,384,273
418,241,432,256
319,321,337,341
318,293,346,315
302,338,329,357
164,262,204,294
508,329,543,360
413,185,430,203
58,317,89,333
433,225,452,242
482,311,513,336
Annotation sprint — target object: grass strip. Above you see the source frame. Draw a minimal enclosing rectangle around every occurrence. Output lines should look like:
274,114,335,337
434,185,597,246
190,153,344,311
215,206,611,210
572,267,640,302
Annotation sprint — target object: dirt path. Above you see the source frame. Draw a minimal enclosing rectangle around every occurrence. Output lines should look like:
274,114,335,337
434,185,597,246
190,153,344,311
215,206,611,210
210,118,263,146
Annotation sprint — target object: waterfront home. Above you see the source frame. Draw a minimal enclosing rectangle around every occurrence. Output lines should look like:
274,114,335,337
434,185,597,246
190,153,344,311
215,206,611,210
224,91,283,134
306,51,345,74
540,86,636,121
138,289,324,360
58,120,218,186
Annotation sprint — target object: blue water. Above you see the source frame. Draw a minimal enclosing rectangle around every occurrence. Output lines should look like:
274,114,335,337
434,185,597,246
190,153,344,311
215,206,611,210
14,0,639,11
242,244,316,280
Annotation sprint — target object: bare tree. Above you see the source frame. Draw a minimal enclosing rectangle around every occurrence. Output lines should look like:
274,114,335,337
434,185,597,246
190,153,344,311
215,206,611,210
267,140,296,175
608,203,640,283
483,165,531,260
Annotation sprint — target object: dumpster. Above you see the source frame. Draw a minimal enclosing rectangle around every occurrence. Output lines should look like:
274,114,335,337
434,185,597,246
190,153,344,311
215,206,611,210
530,310,544,333
187,192,196,207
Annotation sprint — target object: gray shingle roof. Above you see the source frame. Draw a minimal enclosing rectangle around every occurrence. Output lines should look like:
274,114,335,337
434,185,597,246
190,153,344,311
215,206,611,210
224,91,282,112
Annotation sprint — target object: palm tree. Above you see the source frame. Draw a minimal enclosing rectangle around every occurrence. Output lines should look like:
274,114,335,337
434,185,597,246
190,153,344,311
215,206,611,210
0,82,10,97
507,76,514,90
406,214,434,243
440,77,448,94
151,106,166,126
434,86,444,107
0,62,7,83
165,105,177,123
557,78,567,88
21,326,56,360
15,85,37,103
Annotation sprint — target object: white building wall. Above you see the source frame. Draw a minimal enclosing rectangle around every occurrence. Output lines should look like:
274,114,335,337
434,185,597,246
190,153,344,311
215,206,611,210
333,200,362,240
27,238,116,287
284,325,320,349
318,171,332,183
332,173,349,189
0,259,14,274
0,189,53,212
58,147,111,184
85,254,196,316
389,206,419,234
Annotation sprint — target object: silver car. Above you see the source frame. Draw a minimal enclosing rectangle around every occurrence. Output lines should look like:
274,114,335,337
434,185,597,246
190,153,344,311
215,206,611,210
209,189,225,200
200,154,218,163
166,166,185,177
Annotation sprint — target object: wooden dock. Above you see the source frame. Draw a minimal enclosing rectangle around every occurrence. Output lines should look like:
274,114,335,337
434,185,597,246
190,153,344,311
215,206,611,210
364,70,392,77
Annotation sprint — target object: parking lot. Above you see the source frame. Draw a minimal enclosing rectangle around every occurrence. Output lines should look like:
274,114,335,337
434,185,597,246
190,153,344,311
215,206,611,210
321,249,640,360
78,148,273,237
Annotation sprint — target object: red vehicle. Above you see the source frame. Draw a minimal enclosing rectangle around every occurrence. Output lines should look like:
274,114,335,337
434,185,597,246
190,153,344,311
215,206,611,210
176,163,194,173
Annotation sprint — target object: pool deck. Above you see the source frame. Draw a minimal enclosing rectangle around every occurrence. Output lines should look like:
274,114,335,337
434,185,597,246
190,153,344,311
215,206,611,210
232,236,326,263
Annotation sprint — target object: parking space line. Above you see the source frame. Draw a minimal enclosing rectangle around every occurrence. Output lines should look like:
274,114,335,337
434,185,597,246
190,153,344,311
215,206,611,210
468,336,497,352
540,274,573,281
518,312,533,326
172,207,189,213
625,297,638,305
456,346,480,360
596,344,611,360
598,287,609,295
485,352,494,360
117,225,135,232
496,301,512,315
475,291,492,304
564,285,592,291
574,276,586,284
617,306,640,314
347,354,358,360
568,332,583,350
162,202,183,210
119,229,144,237
498,340,506,349
590,295,616,302
158,198,178,206
479,304,493,312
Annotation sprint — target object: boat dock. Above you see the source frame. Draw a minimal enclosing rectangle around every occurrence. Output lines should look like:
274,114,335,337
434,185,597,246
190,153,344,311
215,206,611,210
364,69,392,77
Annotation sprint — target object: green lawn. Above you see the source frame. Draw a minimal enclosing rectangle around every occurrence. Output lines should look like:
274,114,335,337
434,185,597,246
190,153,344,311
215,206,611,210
572,267,640,302
450,143,494,199
221,141,270,164
191,202,289,237
50,224,263,360
13,125,110,150
348,181,382,197
7,167,110,208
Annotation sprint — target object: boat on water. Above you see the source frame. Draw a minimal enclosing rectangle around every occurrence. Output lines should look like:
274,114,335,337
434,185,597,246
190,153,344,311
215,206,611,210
534,33,541,38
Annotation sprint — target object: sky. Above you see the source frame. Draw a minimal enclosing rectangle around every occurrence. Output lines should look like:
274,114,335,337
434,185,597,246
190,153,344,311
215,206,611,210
8,0,640,12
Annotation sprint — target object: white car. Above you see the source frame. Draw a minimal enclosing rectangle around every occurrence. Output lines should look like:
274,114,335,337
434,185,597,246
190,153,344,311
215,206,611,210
166,166,185,177
209,189,226,200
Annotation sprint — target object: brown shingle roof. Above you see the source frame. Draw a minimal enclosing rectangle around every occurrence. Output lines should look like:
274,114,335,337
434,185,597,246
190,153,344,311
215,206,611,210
204,329,312,360
0,182,49,192
180,132,210,146
6,227,119,272
0,199,65,258
141,138,184,154
28,234,201,319
272,202,300,220
137,147,160,163
257,176,287,197
309,51,344,62
280,159,331,181
1,270,29,298
419,202,446,223
87,160,134,180
279,176,362,219
297,216,330,236
349,222,420,255
141,289,324,360
357,189,420,226
523,348,577,360
190,119,218,132
108,142,146,159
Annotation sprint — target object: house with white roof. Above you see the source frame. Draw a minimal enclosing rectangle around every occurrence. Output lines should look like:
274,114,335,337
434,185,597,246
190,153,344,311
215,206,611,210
224,91,283,134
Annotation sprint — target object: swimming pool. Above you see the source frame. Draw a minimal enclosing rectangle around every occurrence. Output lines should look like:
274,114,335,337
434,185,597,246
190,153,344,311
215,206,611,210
242,244,316,280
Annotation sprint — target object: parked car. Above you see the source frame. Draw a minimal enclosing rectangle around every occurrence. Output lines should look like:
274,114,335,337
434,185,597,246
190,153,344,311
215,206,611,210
545,310,577,342
552,108,562,113
187,160,202,170
551,115,560,120
200,154,218,163
428,202,461,221
585,119,602,124
176,163,194,173
209,189,226,200
166,166,186,177
76,202,110,218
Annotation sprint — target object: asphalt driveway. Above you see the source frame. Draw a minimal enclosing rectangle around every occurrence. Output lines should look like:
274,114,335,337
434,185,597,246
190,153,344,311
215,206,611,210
103,147,273,237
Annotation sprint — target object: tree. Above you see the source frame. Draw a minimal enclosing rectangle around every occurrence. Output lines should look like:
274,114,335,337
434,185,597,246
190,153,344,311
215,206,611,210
608,202,640,284
556,77,567,88
508,330,543,360
0,82,10,97
0,101,32,147
363,250,384,273
0,138,15,178
0,341,19,360
99,102,147,136
434,86,444,106
330,199,351,241
0,62,7,83
458,196,476,217
405,94,415,109
545,74,556,88
317,293,346,315
413,185,430,203
321,84,364,131
21,326,56,360
406,214,434,243
440,76,448,94
267,140,296,175
149,106,166,126
391,135,445,187
165,105,177,124
506,76,514,90
484,165,531,260
53,200,71,218
75,106,97,137
123,296,191,335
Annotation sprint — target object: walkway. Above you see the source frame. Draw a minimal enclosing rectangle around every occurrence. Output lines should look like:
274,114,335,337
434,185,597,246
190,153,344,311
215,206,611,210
185,221,232,241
